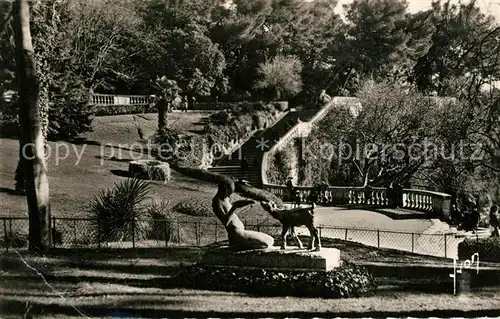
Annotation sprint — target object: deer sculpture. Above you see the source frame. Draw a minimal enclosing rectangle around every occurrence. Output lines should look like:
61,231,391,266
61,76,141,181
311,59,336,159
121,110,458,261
260,201,321,251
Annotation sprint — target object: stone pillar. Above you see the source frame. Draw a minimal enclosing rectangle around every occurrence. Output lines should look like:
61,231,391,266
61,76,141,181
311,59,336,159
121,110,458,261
432,196,451,220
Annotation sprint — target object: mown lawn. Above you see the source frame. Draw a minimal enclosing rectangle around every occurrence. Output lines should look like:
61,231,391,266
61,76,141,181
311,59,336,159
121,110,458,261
0,137,213,218
1,245,499,318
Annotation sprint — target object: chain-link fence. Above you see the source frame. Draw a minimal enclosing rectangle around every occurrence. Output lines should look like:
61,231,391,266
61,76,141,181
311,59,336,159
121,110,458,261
0,217,497,261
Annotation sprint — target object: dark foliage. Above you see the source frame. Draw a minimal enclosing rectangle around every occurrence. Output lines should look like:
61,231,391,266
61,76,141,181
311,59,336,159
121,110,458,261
209,110,232,125
169,262,375,298
93,104,156,116
90,178,152,242
458,237,500,263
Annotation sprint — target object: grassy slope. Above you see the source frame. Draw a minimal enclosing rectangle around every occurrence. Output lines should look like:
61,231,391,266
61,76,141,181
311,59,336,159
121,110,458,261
0,112,270,221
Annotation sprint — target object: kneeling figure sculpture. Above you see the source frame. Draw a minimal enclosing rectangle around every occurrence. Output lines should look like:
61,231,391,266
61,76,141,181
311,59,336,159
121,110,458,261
212,179,274,251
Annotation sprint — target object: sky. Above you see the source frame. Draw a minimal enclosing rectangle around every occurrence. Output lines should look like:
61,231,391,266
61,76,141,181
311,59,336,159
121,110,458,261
333,0,500,21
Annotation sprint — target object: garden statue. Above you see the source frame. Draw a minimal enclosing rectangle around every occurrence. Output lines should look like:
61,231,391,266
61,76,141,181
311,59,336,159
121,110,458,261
260,201,321,251
212,178,274,251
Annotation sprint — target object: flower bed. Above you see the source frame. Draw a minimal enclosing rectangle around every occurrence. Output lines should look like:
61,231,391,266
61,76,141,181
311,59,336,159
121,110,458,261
169,262,375,298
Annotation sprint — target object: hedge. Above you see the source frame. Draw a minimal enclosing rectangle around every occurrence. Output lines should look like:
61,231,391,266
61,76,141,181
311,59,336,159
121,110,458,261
168,262,375,298
458,237,500,262
93,104,157,116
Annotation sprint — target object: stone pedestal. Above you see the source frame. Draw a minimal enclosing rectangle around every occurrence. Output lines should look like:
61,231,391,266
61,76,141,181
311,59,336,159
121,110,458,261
200,246,341,271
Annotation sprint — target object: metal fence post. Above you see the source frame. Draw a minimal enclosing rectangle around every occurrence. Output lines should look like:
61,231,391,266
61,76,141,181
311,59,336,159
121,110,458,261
194,222,199,245
3,219,8,252
177,221,181,245
51,217,56,248
345,228,348,241
73,219,77,247
132,219,136,249
215,223,218,243
164,219,168,247
197,221,201,245
319,227,322,240
411,232,414,253
97,224,101,249
377,230,380,248
444,234,447,258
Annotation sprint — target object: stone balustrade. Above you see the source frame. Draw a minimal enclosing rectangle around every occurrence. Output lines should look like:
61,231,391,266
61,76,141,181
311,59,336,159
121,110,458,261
262,183,451,218
91,94,152,106
261,97,362,185
402,188,451,218
262,184,388,206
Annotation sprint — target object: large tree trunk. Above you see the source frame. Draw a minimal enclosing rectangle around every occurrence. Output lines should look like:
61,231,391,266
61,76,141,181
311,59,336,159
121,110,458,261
157,98,167,132
13,0,51,253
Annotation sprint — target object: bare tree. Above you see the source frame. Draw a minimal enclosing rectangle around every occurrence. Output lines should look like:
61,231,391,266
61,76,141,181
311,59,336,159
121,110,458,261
13,0,50,253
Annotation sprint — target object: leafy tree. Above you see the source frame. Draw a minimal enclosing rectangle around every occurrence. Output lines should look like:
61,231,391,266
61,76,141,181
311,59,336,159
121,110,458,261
254,55,302,100
141,1,228,97
412,0,500,96
344,0,409,77
303,81,441,187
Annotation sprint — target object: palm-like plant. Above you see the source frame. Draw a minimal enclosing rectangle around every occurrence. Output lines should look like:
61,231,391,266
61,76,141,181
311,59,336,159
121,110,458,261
146,199,185,244
90,178,151,243
254,55,302,101
153,76,182,132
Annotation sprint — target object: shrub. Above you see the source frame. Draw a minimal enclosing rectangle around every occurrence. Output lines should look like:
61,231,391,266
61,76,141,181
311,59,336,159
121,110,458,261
129,160,171,183
146,199,186,243
254,55,302,101
93,104,156,116
48,83,95,140
174,134,207,168
155,129,206,168
0,97,19,138
90,178,151,242
173,200,212,217
170,262,374,298
458,237,500,262
0,231,28,249
267,149,293,185
210,111,232,125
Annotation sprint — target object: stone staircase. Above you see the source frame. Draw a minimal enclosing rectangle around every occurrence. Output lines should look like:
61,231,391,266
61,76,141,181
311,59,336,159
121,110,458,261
208,108,317,186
